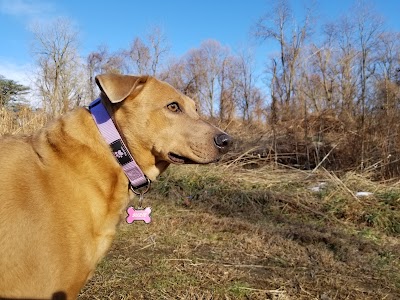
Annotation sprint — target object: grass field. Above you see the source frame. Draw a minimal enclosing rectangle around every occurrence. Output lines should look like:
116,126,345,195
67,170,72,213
2,108,399,299
78,164,400,300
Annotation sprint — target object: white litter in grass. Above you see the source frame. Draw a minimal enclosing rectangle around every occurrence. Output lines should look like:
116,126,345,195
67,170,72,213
309,182,328,193
356,191,373,197
310,186,322,192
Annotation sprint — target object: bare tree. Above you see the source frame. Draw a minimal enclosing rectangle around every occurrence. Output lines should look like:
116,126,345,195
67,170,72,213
196,40,229,118
170,40,229,117
148,27,170,76
323,16,358,122
255,0,312,119
324,1,384,169
163,40,243,121
299,44,335,112
31,18,85,114
125,26,170,77
236,49,259,122
126,38,151,75
218,55,238,122
353,0,383,170
87,45,124,100
270,59,279,165
161,57,197,97
373,31,400,175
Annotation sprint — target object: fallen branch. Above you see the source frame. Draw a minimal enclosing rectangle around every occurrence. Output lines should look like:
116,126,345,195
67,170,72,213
237,286,286,294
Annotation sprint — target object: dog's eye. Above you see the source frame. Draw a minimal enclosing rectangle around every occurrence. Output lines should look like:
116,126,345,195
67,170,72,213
167,102,181,113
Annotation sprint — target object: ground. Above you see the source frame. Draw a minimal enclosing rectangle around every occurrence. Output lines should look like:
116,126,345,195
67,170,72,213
78,164,400,300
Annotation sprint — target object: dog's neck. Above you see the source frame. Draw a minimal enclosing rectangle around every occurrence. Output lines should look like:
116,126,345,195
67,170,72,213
88,98,150,191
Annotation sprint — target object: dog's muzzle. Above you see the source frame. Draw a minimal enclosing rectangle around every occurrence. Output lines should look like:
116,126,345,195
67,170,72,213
214,133,233,154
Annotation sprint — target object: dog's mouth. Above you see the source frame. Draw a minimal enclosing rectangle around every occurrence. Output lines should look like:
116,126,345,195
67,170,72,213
167,152,220,165
168,152,197,164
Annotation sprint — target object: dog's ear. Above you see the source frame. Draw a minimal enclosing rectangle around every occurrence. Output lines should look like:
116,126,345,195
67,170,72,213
95,74,148,103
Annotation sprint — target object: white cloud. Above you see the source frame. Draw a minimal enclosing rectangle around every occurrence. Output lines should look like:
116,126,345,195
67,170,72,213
0,60,32,85
0,0,53,18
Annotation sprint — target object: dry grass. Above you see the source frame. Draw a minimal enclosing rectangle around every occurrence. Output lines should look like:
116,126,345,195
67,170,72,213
79,164,400,299
0,106,48,135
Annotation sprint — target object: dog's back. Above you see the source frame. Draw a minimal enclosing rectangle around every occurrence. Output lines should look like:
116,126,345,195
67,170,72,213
0,110,117,299
1,122,69,298
0,74,232,299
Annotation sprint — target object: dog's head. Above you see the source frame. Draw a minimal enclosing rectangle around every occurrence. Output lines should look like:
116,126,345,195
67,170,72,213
95,73,232,180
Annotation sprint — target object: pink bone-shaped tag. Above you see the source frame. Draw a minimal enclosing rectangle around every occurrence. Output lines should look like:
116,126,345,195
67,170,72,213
126,207,151,224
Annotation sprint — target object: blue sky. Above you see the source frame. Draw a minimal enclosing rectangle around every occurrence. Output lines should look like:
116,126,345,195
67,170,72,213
0,0,400,88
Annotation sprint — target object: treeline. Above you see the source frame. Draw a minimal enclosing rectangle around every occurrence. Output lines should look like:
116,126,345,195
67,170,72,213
87,32,263,123
2,0,400,177
255,0,400,177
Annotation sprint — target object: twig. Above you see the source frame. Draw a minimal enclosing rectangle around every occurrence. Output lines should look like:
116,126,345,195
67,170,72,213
237,287,286,294
136,243,154,251
224,147,260,168
164,258,278,269
136,234,156,251
322,168,360,202
12,113,42,135
312,143,339,173
276,162,310,174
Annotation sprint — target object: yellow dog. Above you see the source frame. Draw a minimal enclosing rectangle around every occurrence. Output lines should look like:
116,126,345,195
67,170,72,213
0,74,231,299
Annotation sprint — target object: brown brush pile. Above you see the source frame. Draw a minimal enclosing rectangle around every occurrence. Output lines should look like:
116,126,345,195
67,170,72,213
222,109,400,179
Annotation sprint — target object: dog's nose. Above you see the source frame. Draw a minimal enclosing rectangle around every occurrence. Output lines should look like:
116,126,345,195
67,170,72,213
214,133,232,154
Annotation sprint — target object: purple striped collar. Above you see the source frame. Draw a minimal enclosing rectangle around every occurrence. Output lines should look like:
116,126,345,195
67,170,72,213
88,98,150,191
